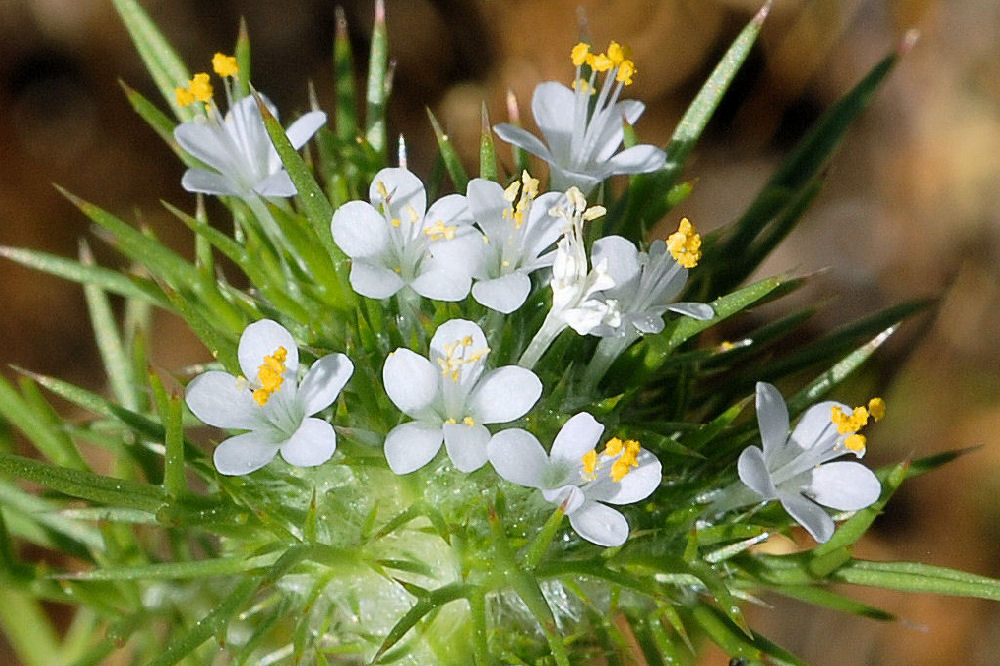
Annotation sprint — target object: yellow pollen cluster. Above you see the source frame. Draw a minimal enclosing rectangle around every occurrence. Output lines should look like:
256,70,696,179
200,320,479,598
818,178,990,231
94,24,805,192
437,337,488,382
667,218,702,268
868,397,886,421
601,437,641,482
831,405,870,434
845,434,867,453
175,72,213,107
424,220,457,241
252,346,288,406
570,40,636,85
212,52,239,78
581,449,598,481
502,171,539,228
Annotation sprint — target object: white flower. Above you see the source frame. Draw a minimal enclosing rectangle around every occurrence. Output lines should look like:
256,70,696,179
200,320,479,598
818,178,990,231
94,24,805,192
382,319,542,474
330,167,484,301
588,231,714,339
736,382,883,543
467,173,563,313
173,55,325,198
488,413,662,547
185,319,353,475
518,187,616,369
493,41,665,195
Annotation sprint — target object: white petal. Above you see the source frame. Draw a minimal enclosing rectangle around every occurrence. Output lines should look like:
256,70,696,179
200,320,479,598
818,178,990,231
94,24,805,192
253,171,297,198
382,349,438,417
384,421,443,474
550,413,604,464
285,110,326,149
472,273,531,313
591,236,640,299
410,268,472,301
604,144,666,177
806,461,881,511
425,193,473,227
668,304,714,322
370,167,426,222
755,382,789,463
591,451,661,505
174,121,231,173
185,370,261,430
543,485,586,513
181,169,242,196
298,353,353,416
442,422,491,472
349,261,405,299
779,491,835,543
789,401,849,452
430,319,488,357
279,417,336,467
568,501,630,547
330,201,391,258
592,100,645,163
531,81,574,163
468,366,541,423
737,445,778,499
213,430,281,476
238,319,299,383
466,179,508,238
487,428,549,488
492,123,553,162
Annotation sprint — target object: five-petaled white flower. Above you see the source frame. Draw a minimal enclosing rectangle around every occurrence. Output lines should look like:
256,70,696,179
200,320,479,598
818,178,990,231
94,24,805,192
382,319,542,474
467,172,564,313
185,319,353,476
173,54,326,199
736,382,883,543
488,412,662,547
493,41,666,195
588,230,714,340
331,167,484,301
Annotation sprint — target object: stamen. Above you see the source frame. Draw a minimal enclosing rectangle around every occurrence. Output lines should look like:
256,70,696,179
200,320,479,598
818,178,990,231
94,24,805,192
175,86,196,107
463,416,475,426
187,73,213,104
424,220,457,241
845,433,867,453
212,53,239,78
252,346,288,406
581,449,598,481
868,397,886,421
571,42,591,66
437,338,489,381
831,406,869,434
602,437,625,457
667,218,702,268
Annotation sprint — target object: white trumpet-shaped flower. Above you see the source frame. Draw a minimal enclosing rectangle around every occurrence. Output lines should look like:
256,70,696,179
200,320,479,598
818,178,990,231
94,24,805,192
173,54,326,199
488,412,662,547
493,41,665,195
467,172,563,313
185,319,353,476
735,382,884,543
331,167,484,301
382,319,542,474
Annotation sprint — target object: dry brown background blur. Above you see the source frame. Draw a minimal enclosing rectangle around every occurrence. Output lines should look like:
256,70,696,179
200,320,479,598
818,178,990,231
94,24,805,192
1,0,998,664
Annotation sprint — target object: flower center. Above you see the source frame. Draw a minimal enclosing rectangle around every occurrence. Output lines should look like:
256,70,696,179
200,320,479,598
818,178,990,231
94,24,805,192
666,218,702,268
437,336,489,382
579,437,643,483
571,40,636,86
252,346,288,406
503,170,540,229
424,220,457,241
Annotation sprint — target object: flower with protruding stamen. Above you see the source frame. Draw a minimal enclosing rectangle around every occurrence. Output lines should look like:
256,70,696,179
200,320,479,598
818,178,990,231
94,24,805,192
185,319,353,476
382,319,542,474
732,382,883,543
488,412,662,546
173,53,326,198
467,171,563,313
493,41,666,194
331,168,485,301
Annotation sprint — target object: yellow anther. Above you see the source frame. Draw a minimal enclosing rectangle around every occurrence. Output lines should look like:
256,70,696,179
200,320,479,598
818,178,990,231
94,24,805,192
175,86,196,107
582,204,607,222
406,205,420,223
252,346,287,406
212,53,239,78
445,418,457,424
375,181,389,199
603,437,625,457
463,416,475,426
667,218,702,268
424,220,457,241
571,42,591,67
572,78,595,95
831,405,869,434
462,336,474,346
520,170,539,198
845,433,867,453
581,449,598,480
437,338,489,382
616,59,636,85
590,52,614,72
503,180,520,203
391,218,401,227
188,73,213,104
868,397,886,421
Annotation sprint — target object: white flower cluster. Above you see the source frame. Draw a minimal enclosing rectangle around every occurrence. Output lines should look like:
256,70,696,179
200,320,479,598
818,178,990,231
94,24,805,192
180,43,884,547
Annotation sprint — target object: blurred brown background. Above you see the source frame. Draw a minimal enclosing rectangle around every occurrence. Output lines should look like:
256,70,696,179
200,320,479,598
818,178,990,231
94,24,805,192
1,0,998,663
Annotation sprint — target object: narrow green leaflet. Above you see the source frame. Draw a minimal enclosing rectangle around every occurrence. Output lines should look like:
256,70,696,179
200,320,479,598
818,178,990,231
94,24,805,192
833,560,1000,600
